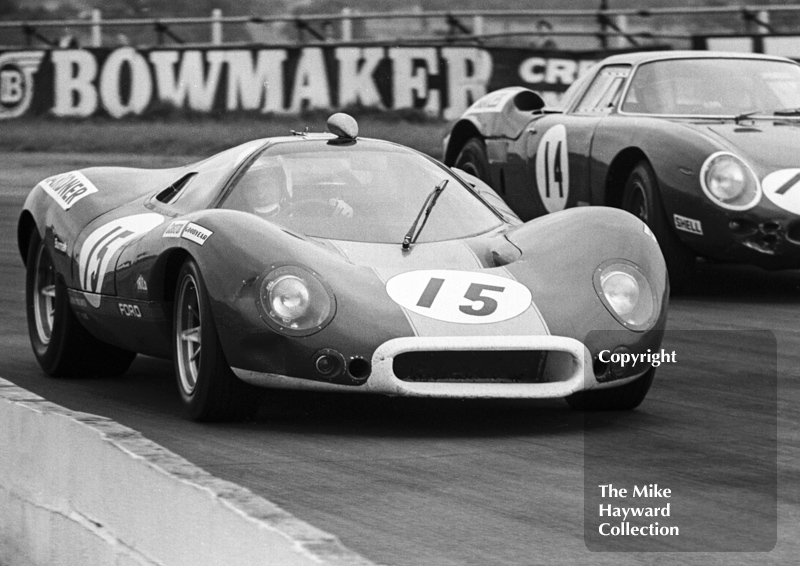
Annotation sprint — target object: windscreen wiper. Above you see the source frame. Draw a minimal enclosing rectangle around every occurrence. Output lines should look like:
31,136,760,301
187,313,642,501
773,107,800,116
401,179,448,251
733,110,765,123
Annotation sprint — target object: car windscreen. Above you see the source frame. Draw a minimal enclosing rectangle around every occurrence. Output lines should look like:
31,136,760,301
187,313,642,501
621,58,800,116
219,140,503,243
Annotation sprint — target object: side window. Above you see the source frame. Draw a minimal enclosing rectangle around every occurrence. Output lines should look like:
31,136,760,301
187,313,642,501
573,65,631,114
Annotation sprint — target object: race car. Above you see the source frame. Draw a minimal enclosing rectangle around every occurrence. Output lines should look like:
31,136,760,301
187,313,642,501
443,51,800,290
19,113,668,421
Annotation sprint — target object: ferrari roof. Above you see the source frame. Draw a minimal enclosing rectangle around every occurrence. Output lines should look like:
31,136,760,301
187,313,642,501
600,50,795,66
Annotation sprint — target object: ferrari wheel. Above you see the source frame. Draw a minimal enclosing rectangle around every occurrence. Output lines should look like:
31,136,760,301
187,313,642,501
455,138,492,185
565,368,655,411
25,231,136,377
173,258,261,421
622,161,694,293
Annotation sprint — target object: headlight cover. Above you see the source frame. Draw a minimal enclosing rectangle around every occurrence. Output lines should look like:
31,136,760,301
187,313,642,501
700,152,761,210
256,265,335,336
593,260,657,331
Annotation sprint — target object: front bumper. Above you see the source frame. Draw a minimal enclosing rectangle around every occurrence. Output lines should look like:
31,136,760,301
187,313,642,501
233,335,645,398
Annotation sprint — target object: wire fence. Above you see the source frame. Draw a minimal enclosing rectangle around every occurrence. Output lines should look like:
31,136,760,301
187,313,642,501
1,4,796,51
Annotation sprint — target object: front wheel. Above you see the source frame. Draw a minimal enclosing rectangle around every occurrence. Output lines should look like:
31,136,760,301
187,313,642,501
173,258,262,421
622,161,694,293
564,368,656,411
25,231,136,377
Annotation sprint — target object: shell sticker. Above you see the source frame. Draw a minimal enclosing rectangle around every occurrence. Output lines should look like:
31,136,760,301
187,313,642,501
762,169,800,215
385,269,532,324
535,125,570,213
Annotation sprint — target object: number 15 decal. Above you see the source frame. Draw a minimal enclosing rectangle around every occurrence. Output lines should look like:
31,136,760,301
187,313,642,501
386,270,532,324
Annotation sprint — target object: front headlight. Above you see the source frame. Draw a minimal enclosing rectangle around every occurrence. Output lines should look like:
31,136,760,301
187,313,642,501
257,265,334,336
593,260,656,331
700,152,760,210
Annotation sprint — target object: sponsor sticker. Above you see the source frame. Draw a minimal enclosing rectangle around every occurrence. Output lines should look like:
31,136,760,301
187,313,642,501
467,89,516,113
78,213,164,305
118,303,142,318
673,214,704,235
68,294,89,309
38,171,99,210
136,274,148,293
0,51,45,119
162,220,188,238
181,222,213,246
53,235,67,253
385,269,532,324
762,168,800,215
535,125,570,213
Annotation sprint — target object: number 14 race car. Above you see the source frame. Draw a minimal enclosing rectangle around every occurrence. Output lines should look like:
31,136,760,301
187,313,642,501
20,114,668,421
444,51,800,290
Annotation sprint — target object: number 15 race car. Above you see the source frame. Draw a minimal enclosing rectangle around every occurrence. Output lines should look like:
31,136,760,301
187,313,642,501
19,114,668,421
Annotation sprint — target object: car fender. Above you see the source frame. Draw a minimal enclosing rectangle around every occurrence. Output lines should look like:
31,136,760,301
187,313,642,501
591,118,728,241
504,206,668,358
129,209,416,378
444,87,546,165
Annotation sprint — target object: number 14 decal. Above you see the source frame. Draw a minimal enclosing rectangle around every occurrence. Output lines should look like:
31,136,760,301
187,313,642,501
416,277,505,316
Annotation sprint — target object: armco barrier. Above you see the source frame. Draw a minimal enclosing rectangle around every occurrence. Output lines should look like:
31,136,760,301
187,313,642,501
0,378,378,566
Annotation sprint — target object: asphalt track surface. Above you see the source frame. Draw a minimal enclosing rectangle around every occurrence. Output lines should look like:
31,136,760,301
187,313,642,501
1,153,798,565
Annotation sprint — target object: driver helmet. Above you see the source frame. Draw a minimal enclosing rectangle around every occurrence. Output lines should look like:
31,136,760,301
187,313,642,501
244,163,291,216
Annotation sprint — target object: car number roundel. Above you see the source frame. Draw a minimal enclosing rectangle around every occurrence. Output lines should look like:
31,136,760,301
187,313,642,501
79,213,164,295
762,169,800,215
385,270,532,324
535,125,570,213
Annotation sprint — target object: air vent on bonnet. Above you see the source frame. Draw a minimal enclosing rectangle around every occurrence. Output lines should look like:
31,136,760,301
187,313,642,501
156,172,197,204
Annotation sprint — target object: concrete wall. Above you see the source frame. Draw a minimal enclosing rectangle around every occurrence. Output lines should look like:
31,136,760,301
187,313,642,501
0,378,378,566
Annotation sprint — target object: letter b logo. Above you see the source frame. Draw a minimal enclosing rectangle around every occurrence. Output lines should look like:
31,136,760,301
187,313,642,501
0,51,45,119
0,67,24,106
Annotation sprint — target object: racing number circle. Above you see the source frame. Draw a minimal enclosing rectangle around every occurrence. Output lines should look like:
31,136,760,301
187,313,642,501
385,270,532,324
762,168,800,215
535,125,570,213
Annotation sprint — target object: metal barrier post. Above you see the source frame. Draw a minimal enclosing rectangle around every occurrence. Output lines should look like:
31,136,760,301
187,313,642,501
597,0,609,49
91,9,102,47
473,15,484,37
211,8,223,45
757,10,771,34
614,14,628,49
341,7,352,41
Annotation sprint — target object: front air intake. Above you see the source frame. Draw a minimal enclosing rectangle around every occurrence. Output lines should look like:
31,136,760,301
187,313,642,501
393,350,548,383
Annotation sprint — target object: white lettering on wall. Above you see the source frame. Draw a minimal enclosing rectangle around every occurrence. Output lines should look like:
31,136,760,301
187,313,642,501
289,47,331,112
52,50,98,117
389,47,439,113
100,47,152,118
224,50,287,113
149,50,224,111
336,47,385,108
441,47,492,120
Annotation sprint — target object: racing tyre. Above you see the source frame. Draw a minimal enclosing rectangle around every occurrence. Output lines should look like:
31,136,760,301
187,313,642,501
564,368,655,411
455,138,492,185
173,258,262,421
25,231,136,377
622,161,694,293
